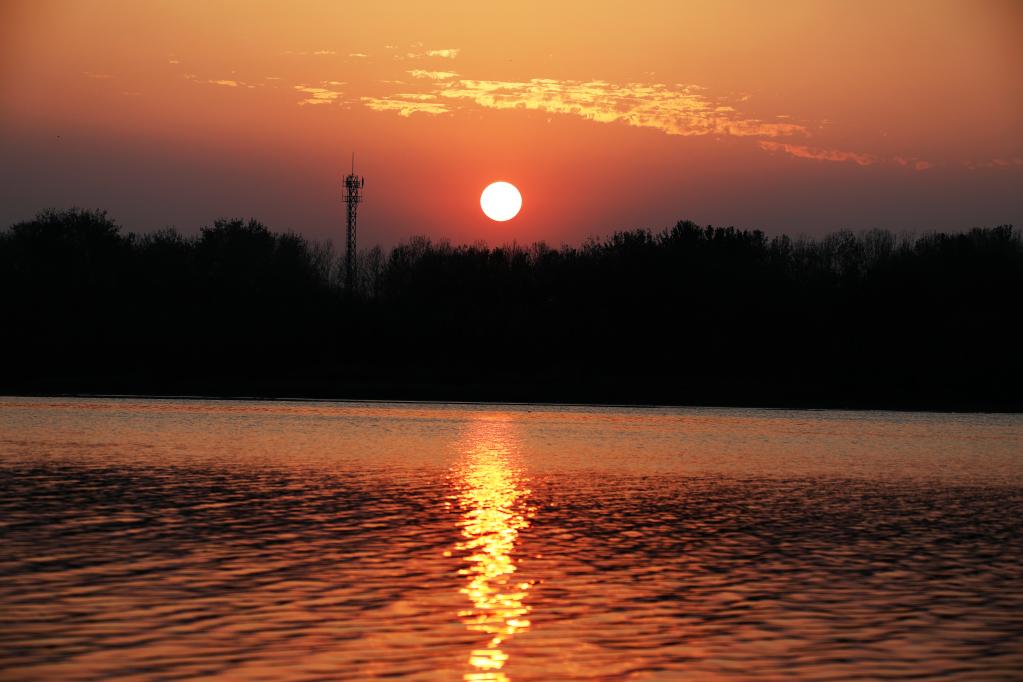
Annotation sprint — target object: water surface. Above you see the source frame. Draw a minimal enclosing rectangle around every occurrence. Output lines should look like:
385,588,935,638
1,398,1021,681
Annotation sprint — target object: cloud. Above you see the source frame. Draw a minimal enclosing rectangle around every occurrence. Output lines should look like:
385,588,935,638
967,157,1023,170
430,78,807,138
201,78,257,89
348,52,369,58
408,69,458,80
758,141,877,166
894,156,933,171
396,47,461,60
361,97,448,116
294,84,343,105
276,61,937,170
182,73,255,89
426,48,460,58
392,93,440,101
765,145,943,169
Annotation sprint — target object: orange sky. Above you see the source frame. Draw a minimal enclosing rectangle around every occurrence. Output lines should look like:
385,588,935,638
1,0,1021,246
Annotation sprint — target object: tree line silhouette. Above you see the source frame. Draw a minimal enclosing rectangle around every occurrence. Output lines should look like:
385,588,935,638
1,208,1020,409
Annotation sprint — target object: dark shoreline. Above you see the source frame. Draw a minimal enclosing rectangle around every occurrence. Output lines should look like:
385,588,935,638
4,384,1019,414
4,214,1020,417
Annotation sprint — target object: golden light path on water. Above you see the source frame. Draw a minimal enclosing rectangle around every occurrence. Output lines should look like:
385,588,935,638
452,417,534,682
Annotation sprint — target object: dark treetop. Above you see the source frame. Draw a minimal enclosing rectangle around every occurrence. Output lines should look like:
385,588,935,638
1,209,1020,410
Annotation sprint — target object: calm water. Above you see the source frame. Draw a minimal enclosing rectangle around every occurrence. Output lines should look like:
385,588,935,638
1,398,1022,681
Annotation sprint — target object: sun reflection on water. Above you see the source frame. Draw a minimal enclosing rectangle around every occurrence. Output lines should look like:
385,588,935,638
452,417,533,682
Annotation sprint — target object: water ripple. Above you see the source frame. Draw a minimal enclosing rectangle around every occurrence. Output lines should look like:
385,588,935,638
0,398,1021,680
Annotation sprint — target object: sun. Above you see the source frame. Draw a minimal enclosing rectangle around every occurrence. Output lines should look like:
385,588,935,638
480,181,522,222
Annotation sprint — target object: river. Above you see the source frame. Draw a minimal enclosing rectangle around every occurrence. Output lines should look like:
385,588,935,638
1,397,1021,680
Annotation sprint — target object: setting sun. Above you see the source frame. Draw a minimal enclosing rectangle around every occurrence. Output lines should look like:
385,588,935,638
480,182,522,222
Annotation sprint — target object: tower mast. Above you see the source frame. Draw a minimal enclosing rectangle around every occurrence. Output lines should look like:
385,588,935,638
342,154,364,293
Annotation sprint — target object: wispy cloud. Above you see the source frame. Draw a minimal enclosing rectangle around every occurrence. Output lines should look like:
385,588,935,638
183,72,258,89
394,46,462,61
967,156,1023,170
348,52,369,58
426,48,460,58
393,93,440,101
294,84,343,105
408,69,458,80
759,141,877,166
362,97,448,116
176,53,951,171
894,156,933,171
416,78,807,138
761,143,942,169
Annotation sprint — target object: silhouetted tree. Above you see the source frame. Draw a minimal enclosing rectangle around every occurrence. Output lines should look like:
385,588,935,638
1,209,1019,408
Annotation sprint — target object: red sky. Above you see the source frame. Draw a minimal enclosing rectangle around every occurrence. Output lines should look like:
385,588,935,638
1,0,1021,247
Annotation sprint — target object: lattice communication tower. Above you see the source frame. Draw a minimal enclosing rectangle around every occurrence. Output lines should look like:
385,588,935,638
343,154,364,292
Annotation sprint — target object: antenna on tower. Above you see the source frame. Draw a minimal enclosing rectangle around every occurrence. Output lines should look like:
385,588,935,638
342,155,365,294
